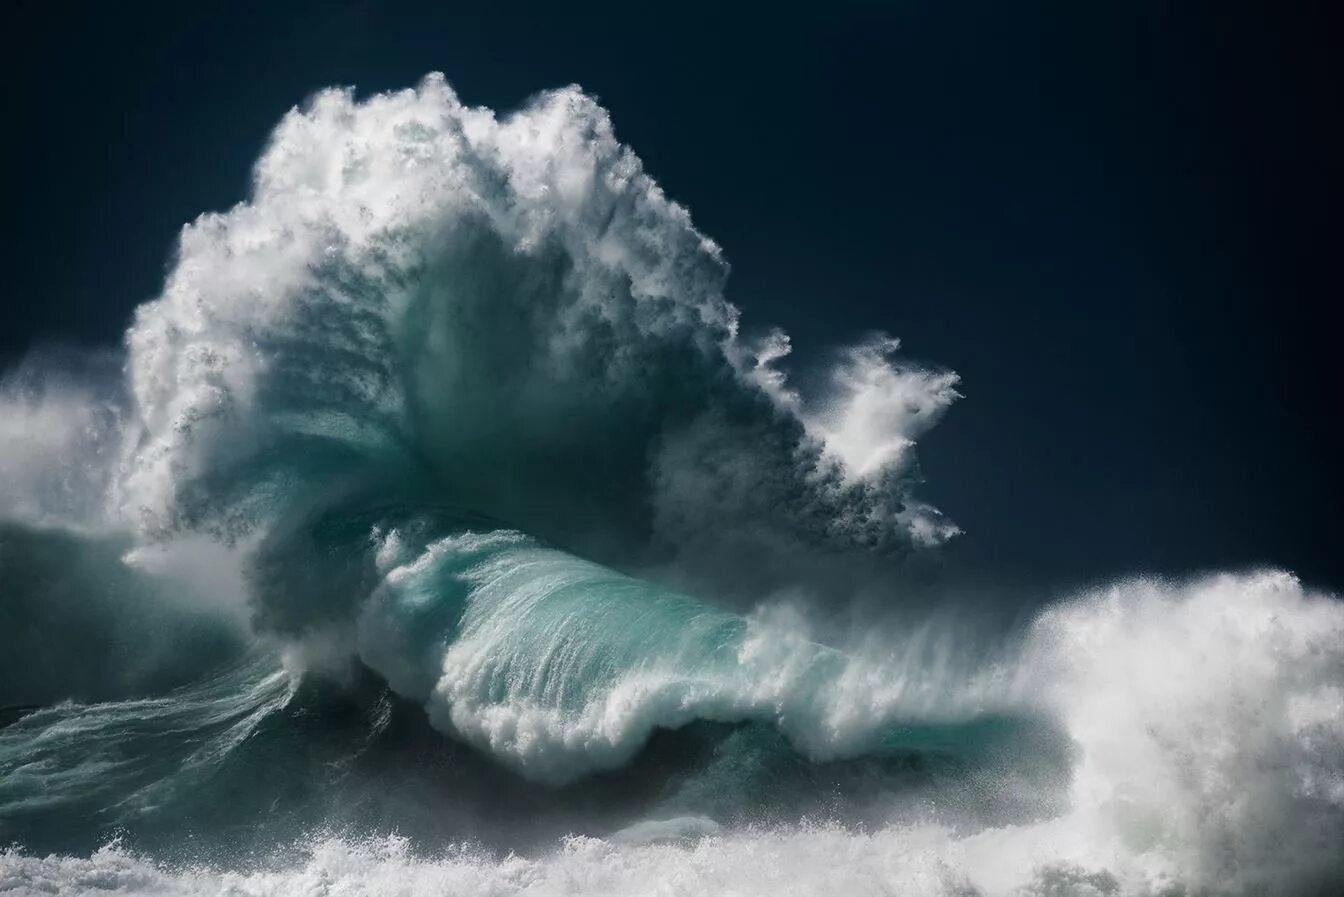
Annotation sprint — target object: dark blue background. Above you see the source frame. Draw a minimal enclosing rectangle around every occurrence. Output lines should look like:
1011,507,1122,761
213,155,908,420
3,2,1339,590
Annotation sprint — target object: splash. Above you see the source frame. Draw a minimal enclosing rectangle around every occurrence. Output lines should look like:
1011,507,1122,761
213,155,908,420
111,74,957,573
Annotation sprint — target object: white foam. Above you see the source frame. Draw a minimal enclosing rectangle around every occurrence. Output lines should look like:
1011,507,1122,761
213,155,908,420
0,810,1310,897
1017,570,1344,892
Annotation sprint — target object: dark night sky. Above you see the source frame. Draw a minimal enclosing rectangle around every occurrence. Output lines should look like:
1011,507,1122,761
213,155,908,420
2,2,1340,591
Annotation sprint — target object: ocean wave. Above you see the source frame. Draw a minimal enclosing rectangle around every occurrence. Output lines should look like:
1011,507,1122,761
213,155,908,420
1,74,1341,895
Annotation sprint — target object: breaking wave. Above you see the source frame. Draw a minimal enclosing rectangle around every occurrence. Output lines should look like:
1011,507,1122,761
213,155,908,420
1,75,1341,895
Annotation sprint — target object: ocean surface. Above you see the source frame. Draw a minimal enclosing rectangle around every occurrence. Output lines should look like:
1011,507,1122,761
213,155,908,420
2,76,1341,896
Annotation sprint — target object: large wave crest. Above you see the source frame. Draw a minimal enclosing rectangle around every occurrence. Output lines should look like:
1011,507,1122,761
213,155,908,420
113,74,958,570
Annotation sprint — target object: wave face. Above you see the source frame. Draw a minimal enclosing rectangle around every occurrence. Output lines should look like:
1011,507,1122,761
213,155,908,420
1,75,1342,896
